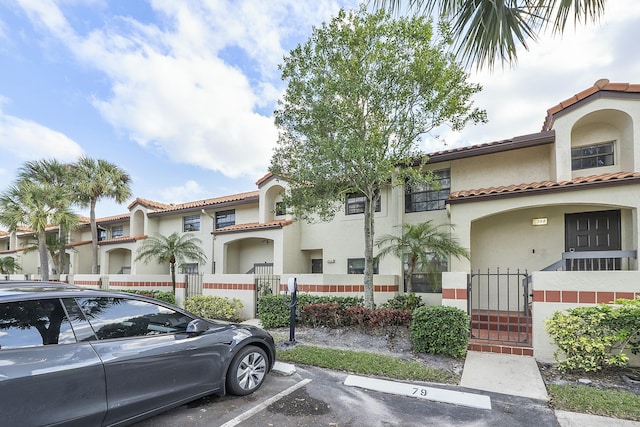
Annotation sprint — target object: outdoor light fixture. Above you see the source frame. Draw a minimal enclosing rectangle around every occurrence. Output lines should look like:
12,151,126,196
531,218,548,226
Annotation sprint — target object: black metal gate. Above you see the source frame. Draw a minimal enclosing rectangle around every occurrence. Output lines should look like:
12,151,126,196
185,273,203,299
468,268,531,344
254,275,280,317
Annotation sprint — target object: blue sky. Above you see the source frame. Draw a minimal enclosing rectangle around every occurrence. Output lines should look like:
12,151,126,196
1,0,639,218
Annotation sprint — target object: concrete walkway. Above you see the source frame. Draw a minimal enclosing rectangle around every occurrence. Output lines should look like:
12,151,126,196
460,350,640,427
460,351,548,401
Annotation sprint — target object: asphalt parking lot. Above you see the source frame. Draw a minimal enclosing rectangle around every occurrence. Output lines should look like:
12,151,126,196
133,364,559,427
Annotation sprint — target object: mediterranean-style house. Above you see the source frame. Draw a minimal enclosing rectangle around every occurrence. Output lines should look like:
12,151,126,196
1,78,639,364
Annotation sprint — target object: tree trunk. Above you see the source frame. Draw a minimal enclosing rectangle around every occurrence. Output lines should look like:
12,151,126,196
170,260,176,294
90,198,99,274
38,231,49,281
362,193,377,309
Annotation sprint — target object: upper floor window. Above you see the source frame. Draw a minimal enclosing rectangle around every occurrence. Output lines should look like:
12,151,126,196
571,141,614,170
345,193,381,215
405,169,450,213
98,228,107,241
215,210,235,229
275,201,287,216
183,215,200,232
111,225,124,238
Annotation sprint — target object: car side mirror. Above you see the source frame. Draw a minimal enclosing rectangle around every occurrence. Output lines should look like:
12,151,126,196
186,319,209,335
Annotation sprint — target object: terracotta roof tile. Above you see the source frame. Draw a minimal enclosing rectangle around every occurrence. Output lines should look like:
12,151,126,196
128,198,174,211
543,79,640,131
96,213,130,224
213,220,293,234
148,191,260,215
449,172,640,203
256,173,273,186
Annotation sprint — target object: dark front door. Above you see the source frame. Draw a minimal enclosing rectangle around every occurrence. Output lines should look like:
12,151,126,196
565,210,621,270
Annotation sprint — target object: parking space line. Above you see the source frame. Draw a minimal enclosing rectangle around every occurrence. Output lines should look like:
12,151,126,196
219,378,312,427
344,375,492,410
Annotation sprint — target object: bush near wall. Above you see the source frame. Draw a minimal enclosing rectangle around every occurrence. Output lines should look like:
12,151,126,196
411,305,470,358
257,294,364,328
185,295,244,322
120,289,176,305
546,297,640,372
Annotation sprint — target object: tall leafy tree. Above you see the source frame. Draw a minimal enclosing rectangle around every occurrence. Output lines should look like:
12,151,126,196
0,174,77,281
376,221,469,293
370,0,607,69
135,232,207,293
73,156,132,274
270,7,485,308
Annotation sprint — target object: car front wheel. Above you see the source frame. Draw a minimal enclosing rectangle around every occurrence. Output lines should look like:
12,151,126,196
226,345,268,396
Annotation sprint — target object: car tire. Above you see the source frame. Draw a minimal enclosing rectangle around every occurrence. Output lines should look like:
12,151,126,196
226,345,268,396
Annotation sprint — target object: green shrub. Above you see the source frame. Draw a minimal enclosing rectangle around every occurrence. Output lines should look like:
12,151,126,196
258,294,292,328
257,293,364,329
546,298,640,372
381,294,424,311
411,305,469,358
184,295,244,322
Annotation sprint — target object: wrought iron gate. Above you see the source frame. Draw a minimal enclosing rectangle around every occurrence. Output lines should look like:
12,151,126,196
468,268,531,344
185,273,203,298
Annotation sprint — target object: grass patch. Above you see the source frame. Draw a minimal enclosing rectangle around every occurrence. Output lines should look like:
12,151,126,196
277,345,459,384
549,384,640,421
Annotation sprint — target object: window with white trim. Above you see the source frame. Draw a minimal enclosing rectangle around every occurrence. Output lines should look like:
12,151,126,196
405,169,450,213
111,225,124,238
571,141,614,170
183,215,200,232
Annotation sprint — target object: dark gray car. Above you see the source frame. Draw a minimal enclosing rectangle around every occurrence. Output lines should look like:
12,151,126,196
0,282,275,427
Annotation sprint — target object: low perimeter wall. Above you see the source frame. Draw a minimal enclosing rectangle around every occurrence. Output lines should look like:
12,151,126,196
441,271,640,367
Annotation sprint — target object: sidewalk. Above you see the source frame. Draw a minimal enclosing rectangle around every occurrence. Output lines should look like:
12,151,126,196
460,351,640,427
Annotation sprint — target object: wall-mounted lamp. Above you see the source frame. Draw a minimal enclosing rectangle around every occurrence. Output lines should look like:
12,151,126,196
327,259,335,264
531,218,548,226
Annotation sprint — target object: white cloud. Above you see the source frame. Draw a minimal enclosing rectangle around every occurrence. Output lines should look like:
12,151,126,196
0,103,84,162
15,0,355,180
155,179,206,205
434,0,640,151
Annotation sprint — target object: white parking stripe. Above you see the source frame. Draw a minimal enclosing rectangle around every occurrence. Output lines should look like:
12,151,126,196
344,375,492,410
219,378,312,427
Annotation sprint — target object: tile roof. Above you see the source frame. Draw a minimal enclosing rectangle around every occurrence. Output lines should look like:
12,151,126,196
543,79,640,131
212,219,293,235
145,191,260,216
424,131,555,164
128,198,174,211
448,172,640,204
98,235,147,245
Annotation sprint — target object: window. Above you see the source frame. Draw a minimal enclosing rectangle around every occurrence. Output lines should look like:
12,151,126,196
111,225,124,238
98,228,106,241
571,141,615,170
311,259,323,273
275,201,286,216
347,258,379,274
215,210,235,229
76,297,193,340
405,169,450,213
181,263,199,274
183,215,200,232
406,253,447,293
0,299,76,349
345,193,381,215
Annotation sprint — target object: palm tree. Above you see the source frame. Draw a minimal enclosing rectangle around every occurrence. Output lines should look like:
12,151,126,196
0,179,77,281
18,159,77,275
73,156,132,274
370,0,607,69
22,233,74,276
135,232,207,293
376,221,469,293
0,257,21,275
